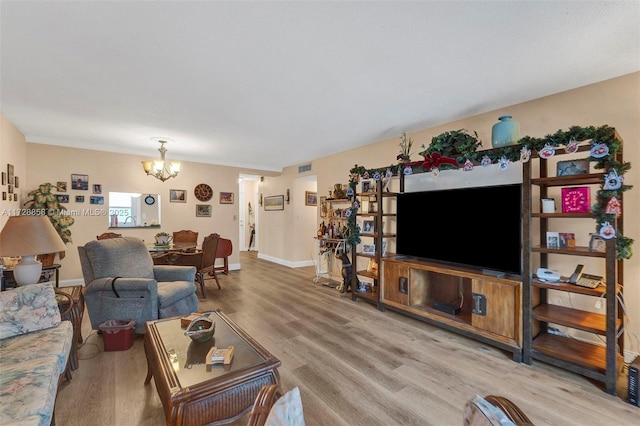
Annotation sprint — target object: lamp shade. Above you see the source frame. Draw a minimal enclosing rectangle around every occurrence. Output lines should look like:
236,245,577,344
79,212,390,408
0,216,67,257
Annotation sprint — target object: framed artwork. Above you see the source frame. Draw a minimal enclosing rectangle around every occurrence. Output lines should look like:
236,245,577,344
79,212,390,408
90,196,104,205
1,192,5,200
1,172,5,185
75,195,85,203
589,233,606,253
170,189,187,203
362,244,376,255
361,180,374,193
264,195,284,211
14,177,19,189
305,191,317,206
196,204,212,217
546,231,560,249
71,174,89,190
320,196,329,218
13,194,18,202
93,184,102,194
219,192,234,204
7,185,13,194
362,220,374,234
57,182,67,192
557,160,589,177
57,194,70,203
561,186,590,213
7,164,14,185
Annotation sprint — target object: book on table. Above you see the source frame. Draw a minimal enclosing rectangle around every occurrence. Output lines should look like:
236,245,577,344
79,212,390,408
206,345,234,365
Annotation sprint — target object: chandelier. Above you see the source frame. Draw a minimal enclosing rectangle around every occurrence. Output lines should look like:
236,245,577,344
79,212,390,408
141,139,181,182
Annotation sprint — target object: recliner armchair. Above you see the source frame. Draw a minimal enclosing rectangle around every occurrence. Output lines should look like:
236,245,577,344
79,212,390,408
78,237,199,334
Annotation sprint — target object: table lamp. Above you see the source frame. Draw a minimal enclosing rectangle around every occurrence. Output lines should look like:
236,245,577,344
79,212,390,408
0,216,67,286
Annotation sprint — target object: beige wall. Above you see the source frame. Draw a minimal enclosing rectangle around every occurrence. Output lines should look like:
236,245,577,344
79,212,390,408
0,114,27,229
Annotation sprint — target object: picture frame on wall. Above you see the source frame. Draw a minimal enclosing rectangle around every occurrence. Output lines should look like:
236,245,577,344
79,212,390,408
57,182,67,192
75,195,85,203
57,194,69,203
93,184,102,194
170,189,187,203
14,177,19,189
90,196,104,205
196,204,212,217
2,192,5,200
13,194,18,202
219,192,234,204
7,164,14,185
305,191,317,206
71,174,89,190
264,195,284,211
1,172,6,185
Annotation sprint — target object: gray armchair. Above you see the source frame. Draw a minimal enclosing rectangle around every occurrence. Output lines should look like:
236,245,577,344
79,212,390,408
78,237,198,334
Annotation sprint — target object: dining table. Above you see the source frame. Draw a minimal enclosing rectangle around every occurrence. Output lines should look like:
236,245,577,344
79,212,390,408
148,242,198,255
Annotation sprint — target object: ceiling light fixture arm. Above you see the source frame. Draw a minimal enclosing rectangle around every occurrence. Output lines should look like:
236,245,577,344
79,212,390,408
141,140,181,182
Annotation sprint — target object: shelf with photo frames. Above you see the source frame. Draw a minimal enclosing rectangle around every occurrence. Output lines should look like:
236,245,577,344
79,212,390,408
351,175,399,309
523,134,626,395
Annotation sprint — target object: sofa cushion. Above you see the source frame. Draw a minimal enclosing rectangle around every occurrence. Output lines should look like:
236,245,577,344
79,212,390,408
0,321,73,376
157,281,197,307
0,357,60,426
0,283,61,339
80,237,154,280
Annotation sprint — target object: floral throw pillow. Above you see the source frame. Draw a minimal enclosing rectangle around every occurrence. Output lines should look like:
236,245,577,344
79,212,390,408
0,283,61,339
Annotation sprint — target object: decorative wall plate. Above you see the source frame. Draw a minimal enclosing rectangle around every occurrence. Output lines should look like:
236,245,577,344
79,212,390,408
194,183,213,202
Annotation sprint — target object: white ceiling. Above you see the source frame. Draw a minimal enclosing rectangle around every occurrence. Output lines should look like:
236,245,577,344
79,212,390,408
1,1,639,172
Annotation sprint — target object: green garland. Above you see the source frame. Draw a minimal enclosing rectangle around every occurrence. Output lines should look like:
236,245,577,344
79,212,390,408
345,125,633,259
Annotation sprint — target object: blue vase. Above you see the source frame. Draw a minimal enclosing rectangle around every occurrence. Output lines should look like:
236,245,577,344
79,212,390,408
491,115,519,148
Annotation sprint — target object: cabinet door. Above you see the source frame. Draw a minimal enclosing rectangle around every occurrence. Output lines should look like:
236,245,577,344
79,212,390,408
382,261,409,305
471,279,520,343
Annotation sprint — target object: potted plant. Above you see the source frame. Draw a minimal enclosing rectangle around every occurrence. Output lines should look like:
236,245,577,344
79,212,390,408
420,129,483,165
23,182,74,262
155,232,173,245
397,131,414,163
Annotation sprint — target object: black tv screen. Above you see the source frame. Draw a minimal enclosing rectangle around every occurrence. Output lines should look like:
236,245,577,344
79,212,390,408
396,183,522,275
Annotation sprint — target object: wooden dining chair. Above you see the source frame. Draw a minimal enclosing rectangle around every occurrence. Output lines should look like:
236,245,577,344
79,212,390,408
173,229,198,245
96,232,122,240
199,233,221,293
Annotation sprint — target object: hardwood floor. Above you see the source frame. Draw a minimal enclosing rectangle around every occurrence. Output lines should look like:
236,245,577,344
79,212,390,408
56,251,638,425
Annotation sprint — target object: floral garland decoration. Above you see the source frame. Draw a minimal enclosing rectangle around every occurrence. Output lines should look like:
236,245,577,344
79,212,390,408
346,125,632,259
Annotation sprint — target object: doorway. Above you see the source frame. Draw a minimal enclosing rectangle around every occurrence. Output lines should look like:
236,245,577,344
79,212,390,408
238,174,261,252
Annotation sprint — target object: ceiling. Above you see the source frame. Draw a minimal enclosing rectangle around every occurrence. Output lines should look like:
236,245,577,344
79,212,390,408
1,1,638,172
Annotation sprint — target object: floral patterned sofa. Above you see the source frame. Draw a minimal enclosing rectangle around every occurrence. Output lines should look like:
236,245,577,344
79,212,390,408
0,282,74,426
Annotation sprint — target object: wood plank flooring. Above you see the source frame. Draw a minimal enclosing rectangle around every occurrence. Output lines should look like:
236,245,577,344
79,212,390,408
56,251,639,425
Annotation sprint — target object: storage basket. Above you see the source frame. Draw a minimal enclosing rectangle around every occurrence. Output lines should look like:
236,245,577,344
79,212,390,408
99,319,136,351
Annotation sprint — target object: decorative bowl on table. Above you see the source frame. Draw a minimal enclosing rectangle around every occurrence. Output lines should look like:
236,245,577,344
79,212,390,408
184,316,216,342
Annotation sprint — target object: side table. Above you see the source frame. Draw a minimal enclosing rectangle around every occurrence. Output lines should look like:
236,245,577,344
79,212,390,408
55,285,85,370
3,264,61,289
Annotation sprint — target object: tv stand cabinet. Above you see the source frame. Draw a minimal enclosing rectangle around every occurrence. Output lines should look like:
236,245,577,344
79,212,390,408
382,256,523,361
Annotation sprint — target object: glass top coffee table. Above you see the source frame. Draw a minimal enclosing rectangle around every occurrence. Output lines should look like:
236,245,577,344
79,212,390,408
144,310,281,425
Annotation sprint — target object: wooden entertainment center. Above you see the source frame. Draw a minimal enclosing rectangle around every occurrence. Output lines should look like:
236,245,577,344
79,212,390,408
382,256,522,361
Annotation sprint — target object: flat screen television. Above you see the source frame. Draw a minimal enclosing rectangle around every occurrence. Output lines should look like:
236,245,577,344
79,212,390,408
396,183,522,276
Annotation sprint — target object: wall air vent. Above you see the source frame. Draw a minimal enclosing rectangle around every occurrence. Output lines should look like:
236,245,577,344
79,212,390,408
298,163,312,173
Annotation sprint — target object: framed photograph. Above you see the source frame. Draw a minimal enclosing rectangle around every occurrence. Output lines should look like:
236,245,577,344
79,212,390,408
7,185,13,194
93,184,102,194
57,181,67,192
219,192,234,204
559,232,576,248
196,204,212,217
589,233,607,253
546,231,560,249
362,244,376,255
57,194,69,203
320,196,329,218
71,174,89,190
362,220,374,234
13,194,18,202
366,259,379,274
7,164,14,185
305,191,317,206
1,172,5,185
361,180,374,194
264,195,284,211
170,189,187,203
1,192,5,200
557,159,589,177
90,196,104,205
75,195,85,203
14,177,19,189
